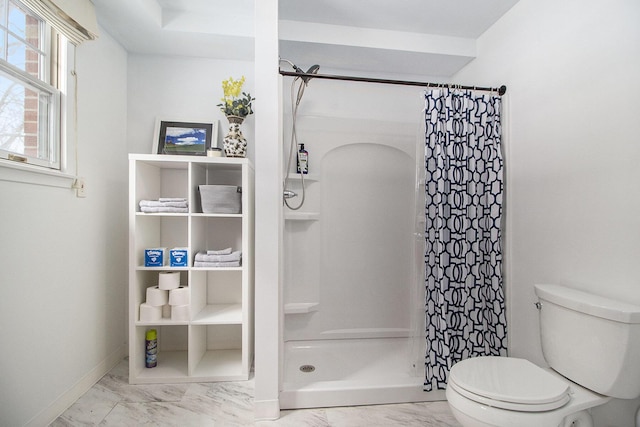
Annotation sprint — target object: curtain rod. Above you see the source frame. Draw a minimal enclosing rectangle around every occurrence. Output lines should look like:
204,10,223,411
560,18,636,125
279,69,507,96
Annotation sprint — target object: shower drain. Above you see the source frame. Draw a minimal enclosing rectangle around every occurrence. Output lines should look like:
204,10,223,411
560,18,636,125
299,364,316,373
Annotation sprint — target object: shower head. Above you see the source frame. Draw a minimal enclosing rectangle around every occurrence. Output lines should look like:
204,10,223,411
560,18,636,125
301,64,320,84
306,64,320,74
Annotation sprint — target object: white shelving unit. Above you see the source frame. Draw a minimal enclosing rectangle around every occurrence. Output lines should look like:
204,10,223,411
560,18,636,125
128,154,254,384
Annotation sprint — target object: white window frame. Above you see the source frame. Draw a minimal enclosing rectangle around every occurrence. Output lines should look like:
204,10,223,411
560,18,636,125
0,0,72,187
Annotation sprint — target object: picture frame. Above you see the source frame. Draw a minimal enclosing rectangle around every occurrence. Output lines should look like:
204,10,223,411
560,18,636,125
152,119,218,156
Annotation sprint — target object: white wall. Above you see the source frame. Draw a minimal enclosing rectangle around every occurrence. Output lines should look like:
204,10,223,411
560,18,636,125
126,55,254,158
455,0,640,424
0,28,128,426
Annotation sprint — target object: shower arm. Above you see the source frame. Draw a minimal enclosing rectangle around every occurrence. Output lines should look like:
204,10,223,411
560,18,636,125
279,58,302,73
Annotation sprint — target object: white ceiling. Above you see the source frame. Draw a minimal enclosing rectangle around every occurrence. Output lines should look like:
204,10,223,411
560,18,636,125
92,0,520,77
279,0,518,38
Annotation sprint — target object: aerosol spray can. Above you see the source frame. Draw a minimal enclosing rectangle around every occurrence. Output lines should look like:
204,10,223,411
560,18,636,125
145,329,157,368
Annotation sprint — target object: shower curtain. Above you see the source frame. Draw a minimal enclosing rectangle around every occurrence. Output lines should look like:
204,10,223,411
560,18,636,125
423,88,507,391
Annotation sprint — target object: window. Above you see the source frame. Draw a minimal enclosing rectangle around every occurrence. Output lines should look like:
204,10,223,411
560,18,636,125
0,0,61,170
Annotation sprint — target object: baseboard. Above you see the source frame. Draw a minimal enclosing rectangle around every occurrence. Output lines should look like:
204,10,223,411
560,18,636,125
254,398,281,421
25,345,127,427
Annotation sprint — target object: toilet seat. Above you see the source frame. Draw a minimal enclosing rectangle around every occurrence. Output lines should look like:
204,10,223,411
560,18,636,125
448,356,571,412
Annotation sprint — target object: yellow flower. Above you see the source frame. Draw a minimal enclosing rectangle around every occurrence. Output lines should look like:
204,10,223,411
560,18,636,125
222,76,245,98
217,76,255,117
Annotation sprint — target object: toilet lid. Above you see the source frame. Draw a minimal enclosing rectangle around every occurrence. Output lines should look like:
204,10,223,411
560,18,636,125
448,356,571,412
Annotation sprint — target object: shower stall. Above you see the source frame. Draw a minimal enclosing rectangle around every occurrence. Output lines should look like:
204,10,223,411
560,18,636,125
279,73,445,408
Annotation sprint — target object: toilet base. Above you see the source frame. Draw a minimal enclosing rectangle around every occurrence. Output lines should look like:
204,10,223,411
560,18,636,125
560,410,593,427
449,404,500,427
446,369,610,427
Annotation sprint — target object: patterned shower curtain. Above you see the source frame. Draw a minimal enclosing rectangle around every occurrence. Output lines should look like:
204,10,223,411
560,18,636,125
423,88,507,391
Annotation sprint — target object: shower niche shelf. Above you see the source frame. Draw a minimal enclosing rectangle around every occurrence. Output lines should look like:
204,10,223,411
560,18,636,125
284,302,319,314
284,212,320,221
128,154,254,384
286,172,319,182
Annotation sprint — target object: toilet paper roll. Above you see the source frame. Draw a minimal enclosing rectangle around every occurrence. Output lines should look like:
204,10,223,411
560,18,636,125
169,286,189,306
146,286,169,306
158,271,180,290
171,304,190,321
139,303,162,322
162,304,171,319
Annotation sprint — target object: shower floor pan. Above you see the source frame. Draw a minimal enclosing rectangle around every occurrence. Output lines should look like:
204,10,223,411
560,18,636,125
280,337,445,409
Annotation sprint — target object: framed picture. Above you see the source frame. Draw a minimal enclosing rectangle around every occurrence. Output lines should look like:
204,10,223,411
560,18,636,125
153,119,218,155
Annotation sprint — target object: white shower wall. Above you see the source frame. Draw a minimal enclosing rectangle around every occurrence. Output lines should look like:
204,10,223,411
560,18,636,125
281,109,438,407
283,115,419,342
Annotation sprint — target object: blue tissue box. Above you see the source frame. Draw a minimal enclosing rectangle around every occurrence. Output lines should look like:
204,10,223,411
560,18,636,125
144,248,166,267
170,248,188,267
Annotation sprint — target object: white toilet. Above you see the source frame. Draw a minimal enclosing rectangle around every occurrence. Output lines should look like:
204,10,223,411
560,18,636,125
446,284,640,427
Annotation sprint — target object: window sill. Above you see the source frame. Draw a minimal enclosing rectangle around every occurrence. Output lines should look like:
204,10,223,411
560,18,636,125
0,159,76,188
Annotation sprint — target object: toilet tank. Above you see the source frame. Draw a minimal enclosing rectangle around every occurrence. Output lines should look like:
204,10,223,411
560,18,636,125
534,284,640,399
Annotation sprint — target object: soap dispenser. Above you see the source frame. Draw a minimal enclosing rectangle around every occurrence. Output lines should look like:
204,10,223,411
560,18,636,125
297,144,308,174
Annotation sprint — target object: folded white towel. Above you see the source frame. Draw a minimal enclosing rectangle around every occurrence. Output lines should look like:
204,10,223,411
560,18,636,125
140,206,188,213
140,200,188,208
194,260,241,268
207,248,232,255
159,198,187,202
195,251,241,263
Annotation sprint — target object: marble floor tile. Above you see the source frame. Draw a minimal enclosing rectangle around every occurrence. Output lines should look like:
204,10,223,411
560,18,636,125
97,361,190,404
52,358,461,426
255,408,330,427
50,384,121,426
180,381,256,425
325,402,460,427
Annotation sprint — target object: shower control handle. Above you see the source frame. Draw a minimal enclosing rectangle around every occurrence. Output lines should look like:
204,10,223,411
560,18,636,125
283,190,297,199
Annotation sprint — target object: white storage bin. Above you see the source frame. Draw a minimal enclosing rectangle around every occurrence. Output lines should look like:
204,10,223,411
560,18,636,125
199,185,242,214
